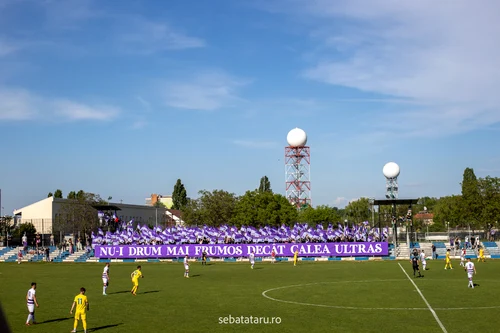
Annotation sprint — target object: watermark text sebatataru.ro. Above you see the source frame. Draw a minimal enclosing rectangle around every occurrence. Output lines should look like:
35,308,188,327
219,315,281,325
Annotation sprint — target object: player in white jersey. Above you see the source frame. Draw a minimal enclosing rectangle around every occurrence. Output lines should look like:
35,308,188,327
102,262,110,295
26,282,39,326
249,251,255,269
419,250,427,270
465,258,477,288
183,255,190,278
460,248,466,267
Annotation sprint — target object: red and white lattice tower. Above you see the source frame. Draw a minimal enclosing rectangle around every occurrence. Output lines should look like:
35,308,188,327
285,128,311,208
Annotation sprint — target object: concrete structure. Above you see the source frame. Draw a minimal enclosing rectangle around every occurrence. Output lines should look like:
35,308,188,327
145,194,173,208
13,197,183,235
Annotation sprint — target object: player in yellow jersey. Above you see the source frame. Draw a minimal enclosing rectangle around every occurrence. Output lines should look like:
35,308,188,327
293,249,299,266
444,249,453,269
70,287,89,333
478,246,485,262
130,265,144,295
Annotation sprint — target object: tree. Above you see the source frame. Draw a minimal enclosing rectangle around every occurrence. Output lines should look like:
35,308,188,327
345,198,371,223
180,198,204,226
232,190,298,227
181,190,238,226
0,216,14,244
433,195,464,227
258,176,272,193
76,190,85,200
478,176,500,239
461,167,482,230
376,205,393,225
54,189,63,198
154,201,166,208
67,191,76,199
298,205,341,225
12,222,37,244
172,179,188,210
54,192,107,241
413,197,439,213
47,192,53,198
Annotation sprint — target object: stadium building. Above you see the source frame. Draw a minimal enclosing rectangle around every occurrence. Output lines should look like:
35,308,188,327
12,196,183,236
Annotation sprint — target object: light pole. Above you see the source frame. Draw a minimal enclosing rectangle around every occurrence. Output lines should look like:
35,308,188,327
1,206,4,247
446,221,450,241
495,221,498,241
0,189,3,245
369,198,375,227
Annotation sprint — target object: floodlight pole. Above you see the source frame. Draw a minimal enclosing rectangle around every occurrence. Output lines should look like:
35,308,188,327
377,204,381,238
406,226,410,252
446,221,450,242
392,202,397,247
369,198,375,227
409,203,414,248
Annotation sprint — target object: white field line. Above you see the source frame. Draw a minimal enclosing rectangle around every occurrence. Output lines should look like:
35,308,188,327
262,278,500,312
398,263,448,333
262,279,428,310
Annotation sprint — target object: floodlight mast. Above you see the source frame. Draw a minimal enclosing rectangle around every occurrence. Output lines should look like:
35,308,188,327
285,128,311,209
383,162,400,199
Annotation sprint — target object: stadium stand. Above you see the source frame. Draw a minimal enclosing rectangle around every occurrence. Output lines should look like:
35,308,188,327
483,242,500,258
433,242,448,259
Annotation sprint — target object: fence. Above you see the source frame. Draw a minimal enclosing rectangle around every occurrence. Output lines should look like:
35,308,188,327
17,219,53,235
392,230,494,244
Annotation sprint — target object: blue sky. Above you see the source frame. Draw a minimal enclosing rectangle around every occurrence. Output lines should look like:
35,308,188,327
1,0,500,214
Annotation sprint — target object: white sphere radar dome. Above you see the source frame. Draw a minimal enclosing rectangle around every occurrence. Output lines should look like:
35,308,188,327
287,128,307,147
383,162,400,179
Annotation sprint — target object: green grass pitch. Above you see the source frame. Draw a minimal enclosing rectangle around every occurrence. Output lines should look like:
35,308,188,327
1,259,499,333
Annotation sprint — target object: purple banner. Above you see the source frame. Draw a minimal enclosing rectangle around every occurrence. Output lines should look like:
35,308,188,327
94,242,388,258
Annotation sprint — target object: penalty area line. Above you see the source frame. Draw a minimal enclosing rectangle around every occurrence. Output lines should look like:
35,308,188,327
398,263,448,333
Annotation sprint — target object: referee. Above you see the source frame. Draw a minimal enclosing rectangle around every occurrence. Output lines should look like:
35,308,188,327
411,250,422,278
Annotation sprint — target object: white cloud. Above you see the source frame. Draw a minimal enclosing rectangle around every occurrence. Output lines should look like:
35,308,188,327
40,0,103,29
232,140,278,149
332,196,346,207
0,88,39,120
119,18,205,53
131,120,147,129
135,96,151,110
282,0,500,136
0,87,120,121
0,39,19,56
162,70,249,111
53,100,119,120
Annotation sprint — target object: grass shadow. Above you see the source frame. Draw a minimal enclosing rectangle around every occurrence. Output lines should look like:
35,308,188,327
190,274,201,278
108,290,130,294
89,323,123,332
38,317,71,324
142,290,160,294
